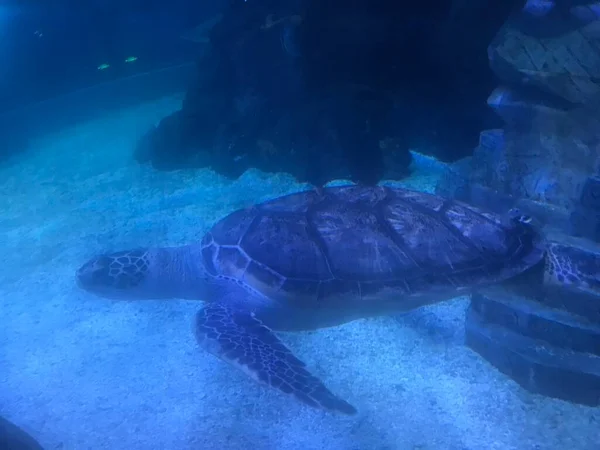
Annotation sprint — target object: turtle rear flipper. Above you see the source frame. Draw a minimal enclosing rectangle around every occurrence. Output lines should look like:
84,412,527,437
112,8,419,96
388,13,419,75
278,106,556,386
195,302,356,415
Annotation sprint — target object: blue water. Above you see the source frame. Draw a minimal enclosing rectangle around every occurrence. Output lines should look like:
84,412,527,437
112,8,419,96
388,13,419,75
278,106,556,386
0,3,599,449
0,89,596,449
0,0,216,111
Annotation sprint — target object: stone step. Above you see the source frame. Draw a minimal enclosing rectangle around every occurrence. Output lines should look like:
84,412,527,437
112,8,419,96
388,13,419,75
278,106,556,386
465,305,600,406
533,285,600,325
472,291,600,356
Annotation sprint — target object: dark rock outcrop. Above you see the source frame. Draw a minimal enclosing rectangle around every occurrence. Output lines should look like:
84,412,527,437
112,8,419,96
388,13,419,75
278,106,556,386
135,0,522,185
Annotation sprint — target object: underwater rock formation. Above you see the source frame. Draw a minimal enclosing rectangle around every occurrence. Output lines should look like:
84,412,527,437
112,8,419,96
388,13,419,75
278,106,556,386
466,235,600,407
490,11,600,105
134,0,520,185
451,4,600,404
570,175,600,242
438,4,600,238
514,0,600,37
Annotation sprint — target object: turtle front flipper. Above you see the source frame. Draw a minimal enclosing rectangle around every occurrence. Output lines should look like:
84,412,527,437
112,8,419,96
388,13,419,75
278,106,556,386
194,302,357,415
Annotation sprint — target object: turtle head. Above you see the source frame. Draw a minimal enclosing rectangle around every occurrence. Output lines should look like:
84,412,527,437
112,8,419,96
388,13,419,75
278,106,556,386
76,249,153,299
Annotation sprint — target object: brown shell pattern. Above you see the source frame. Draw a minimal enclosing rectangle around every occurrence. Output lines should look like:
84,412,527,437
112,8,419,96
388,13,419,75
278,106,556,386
200,185,542,302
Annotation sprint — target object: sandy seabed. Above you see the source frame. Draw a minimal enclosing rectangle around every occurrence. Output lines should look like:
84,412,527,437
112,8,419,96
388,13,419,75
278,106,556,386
0,94,597,450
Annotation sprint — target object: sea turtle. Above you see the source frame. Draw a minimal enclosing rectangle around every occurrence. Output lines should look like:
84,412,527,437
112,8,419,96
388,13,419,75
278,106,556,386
76,185,544,414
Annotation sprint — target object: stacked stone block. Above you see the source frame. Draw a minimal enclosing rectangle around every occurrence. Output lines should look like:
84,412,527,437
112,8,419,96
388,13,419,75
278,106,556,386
466,236,600,406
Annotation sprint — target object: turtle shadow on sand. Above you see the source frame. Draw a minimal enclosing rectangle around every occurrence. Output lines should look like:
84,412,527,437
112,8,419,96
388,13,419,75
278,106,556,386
394,301,467,346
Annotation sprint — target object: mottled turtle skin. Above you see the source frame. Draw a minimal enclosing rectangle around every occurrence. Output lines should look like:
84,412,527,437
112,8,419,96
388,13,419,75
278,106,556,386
77,185,544,414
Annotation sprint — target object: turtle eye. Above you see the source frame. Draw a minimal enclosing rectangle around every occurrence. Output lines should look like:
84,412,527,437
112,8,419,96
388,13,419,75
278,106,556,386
520,215,533,224
508,208,533,225
77,255,113,286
